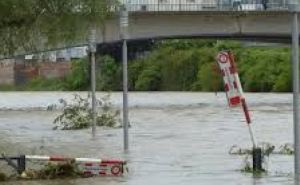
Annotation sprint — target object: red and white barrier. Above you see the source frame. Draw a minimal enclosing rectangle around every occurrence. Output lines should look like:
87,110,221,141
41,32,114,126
216,51,257,147
216,51,241,107
25,155,126,176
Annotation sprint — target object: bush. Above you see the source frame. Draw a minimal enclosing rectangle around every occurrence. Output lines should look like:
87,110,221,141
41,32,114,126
135,65,161,91
53,94,120,130
25,77,65,91
96,55,122,91
64,59,89,91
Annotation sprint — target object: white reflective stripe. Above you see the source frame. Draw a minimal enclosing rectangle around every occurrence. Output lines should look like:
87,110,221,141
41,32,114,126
75,158,102,163
26,155,50,161
234,73,244,97
26,155,102,163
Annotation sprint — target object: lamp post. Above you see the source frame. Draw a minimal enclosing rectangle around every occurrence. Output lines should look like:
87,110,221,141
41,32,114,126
89,27,97,139
289,2,300,180
120,4,129,151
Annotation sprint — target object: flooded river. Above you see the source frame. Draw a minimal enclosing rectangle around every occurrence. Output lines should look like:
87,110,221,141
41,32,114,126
0,92,295,185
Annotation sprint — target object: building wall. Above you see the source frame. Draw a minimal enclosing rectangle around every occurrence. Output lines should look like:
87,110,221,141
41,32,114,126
14,62,38,85
0,59,72,85
0,60,15,85
38,62,71,79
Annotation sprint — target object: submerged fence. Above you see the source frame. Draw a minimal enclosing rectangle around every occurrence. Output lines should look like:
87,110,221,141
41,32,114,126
118,0,294,12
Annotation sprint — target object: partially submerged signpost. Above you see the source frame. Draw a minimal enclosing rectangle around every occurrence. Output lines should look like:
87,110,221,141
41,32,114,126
216,51,262,172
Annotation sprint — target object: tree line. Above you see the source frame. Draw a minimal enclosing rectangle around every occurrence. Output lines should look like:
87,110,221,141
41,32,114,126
0,0,115,57
10,39,292,92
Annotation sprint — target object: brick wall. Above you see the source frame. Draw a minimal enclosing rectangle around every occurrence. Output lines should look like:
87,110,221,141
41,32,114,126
0,60,72,85
14,63,39,85
0,60,15,85
38,62,71,79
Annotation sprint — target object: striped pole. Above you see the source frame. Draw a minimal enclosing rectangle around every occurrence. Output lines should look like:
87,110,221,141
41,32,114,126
228,51,257,148
217,51,258,148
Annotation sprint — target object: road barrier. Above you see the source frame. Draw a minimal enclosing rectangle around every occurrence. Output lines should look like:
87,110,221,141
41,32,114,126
0,154,126,176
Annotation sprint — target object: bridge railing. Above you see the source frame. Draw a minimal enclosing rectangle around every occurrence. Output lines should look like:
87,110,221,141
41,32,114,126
117,0,293,12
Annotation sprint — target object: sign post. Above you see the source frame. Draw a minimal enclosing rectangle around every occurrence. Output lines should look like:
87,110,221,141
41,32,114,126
120,5,129,151
89,27,97,139
216,51,261,171
289,3,300,180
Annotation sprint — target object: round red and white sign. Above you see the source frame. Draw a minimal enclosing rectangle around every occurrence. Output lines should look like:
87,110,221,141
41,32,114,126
217,52,228,64
111,165,121,175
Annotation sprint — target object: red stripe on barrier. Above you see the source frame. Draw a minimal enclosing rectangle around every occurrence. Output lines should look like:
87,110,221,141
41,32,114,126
99,171,106,175
221,70,225,77
83,171,92,175
101,160,124,164
229,66,235,74
224,84,229,92
85,163,93,166
241,98,251,124
228,51,237,73
233,81,238,89
229,96,241,106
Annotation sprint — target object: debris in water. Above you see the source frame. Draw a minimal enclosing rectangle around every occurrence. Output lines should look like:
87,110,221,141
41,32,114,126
240,152,267,175
20,161,81,180
53,94,121,130
0,172,7,181
277,143,294,155
229,143,293,156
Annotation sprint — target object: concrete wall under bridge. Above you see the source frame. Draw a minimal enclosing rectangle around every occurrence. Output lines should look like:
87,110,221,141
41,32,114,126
96,11,296,43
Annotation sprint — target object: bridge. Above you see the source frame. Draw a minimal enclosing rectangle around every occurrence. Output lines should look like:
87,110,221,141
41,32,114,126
98,11,294,43
93,0,297,43
0,0,298,59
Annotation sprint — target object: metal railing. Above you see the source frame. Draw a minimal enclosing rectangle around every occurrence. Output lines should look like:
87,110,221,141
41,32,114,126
118,0,294,12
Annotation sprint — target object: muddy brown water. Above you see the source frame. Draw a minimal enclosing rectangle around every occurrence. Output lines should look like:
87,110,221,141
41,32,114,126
0,92,296,185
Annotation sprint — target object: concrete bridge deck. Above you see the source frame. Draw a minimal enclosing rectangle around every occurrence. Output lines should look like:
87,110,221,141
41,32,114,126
98,11,295,43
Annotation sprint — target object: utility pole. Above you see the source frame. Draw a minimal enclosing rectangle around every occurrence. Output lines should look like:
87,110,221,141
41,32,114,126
120,5,129,151
289,2,300,181
89,27,97,139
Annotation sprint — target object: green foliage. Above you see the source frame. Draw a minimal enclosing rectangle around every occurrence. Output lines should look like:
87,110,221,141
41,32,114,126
38,161,80,179
156,39,216,50
135,65,161,91
96,55,122,91
0,84,17,91
25,77,65,91
10,40,295,93
193,63,222,91
0,0,116,57
53,94,120,130
238,48,291,92
128,61,144,90
126,41,292,92
21,161,81,179
64,59,89,91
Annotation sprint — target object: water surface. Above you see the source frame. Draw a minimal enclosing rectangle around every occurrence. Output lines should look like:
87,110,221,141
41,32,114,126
0,92,295,185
